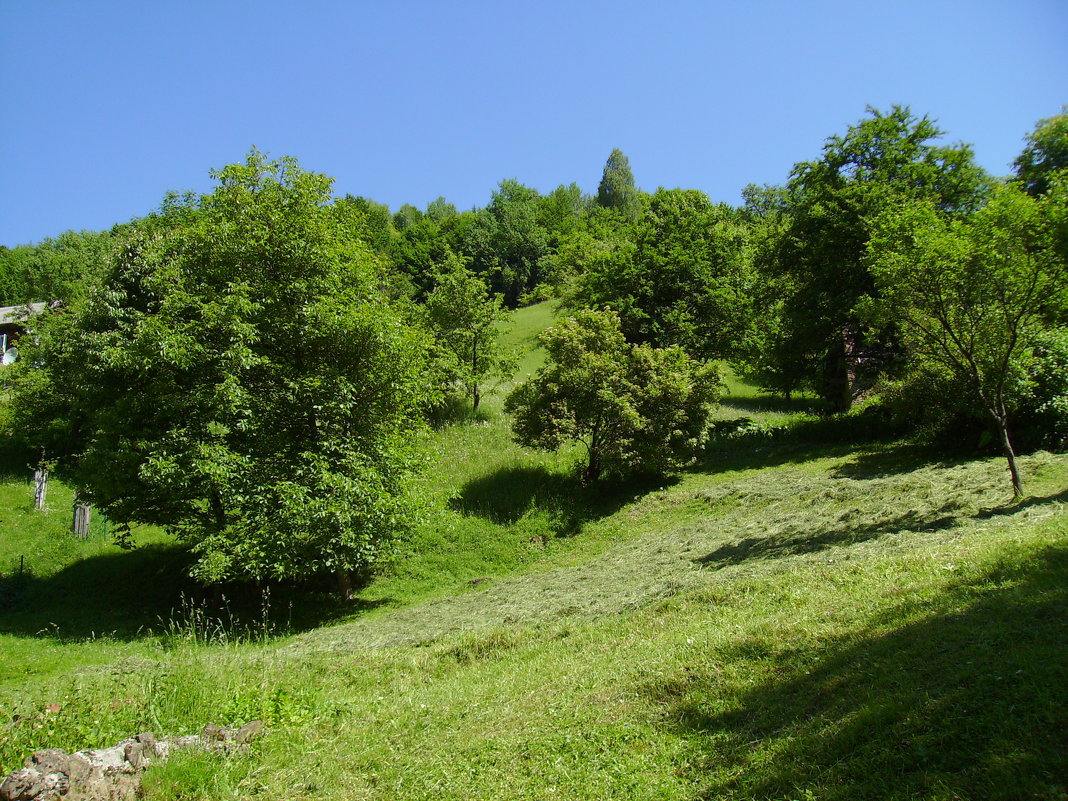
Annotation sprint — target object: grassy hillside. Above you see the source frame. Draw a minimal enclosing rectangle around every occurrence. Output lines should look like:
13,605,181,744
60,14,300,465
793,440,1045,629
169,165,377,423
1,299,1066,800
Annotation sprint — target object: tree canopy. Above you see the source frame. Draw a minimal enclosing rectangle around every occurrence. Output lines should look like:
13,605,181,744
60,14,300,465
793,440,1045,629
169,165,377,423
8,151,437,594
866,181,1067,495
505,309,721,483
760,105,990,409
596,148,641,221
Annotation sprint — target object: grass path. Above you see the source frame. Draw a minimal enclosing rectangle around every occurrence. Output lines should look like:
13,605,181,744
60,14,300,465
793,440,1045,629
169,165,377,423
292,449,1067,652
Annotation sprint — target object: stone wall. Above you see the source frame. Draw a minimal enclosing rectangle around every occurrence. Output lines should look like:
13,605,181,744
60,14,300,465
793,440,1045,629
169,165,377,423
0,722,264,801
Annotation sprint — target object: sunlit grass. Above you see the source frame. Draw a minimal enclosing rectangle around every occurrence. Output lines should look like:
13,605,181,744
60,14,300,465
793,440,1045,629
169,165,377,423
1,298,1066,798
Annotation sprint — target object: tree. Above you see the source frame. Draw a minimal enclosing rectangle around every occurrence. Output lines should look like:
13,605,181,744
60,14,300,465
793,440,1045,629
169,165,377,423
422,253,515,411
504,309,721,483
764,106,989,410
1013,108,1068,197
462,180,550,305
596,148,641,221
570,188,755,360
7,151,437,597
866,182,1066,496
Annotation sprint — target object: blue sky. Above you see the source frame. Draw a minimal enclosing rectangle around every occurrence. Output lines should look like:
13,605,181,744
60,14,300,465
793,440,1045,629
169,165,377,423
1,0,1065,246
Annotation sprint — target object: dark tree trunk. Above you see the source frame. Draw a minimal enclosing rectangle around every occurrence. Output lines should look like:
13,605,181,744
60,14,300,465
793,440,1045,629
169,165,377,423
991,412,1024,498
336,568,353,601
209,489,227,530
471,339,480,411
820,330,853,413
582,452,602,486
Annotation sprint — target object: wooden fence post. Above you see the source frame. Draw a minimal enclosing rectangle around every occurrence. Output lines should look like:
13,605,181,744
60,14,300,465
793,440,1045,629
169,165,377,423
34,467,48,510
73,500,92,538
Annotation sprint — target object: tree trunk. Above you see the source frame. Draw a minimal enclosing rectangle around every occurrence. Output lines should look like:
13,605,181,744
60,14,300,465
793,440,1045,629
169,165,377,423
336,568,353,601
582,451,602,486
209,488,227,530
992,412,1024,498
820,330,852,413
471,339,480,411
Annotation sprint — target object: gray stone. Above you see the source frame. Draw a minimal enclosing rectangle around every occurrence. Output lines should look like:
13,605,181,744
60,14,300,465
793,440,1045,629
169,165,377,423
134,732,158,759
66,753,95,787
121,742,144,772
25,750,69,777
0,768,44,801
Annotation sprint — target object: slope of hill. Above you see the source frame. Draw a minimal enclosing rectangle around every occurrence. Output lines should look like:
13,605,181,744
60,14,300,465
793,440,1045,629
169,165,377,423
1,300,1065,800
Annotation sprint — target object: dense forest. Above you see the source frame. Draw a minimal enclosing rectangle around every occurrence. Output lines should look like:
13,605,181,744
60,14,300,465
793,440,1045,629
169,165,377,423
2,105,1066,592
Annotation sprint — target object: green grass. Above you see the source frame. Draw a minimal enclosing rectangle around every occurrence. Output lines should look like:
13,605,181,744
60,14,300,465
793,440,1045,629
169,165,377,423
2,298,1066,799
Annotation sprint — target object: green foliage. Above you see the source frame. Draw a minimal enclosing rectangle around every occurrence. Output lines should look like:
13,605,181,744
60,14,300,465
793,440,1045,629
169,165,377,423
1013,107,1068,197
760,105,990,409
596,148,641,221
866,182,1066,493
571,188,755,360
505,309,721,482
7,151,437,587
334,194,395,254
463,180,552,305
422,253,516,411
0,230,113,305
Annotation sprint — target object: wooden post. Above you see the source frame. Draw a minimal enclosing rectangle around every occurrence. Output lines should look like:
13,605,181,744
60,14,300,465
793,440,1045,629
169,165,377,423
73,501,92,539
33,467,48,510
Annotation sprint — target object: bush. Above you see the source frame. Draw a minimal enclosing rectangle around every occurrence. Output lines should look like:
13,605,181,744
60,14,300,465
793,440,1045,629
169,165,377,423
504,309,721,483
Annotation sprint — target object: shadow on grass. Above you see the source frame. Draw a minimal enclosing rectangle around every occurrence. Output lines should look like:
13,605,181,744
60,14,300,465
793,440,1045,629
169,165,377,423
694,499,965,569
718,393,826,417
451,465,675,537
0,545,384,642
698,410,915,477
650,546,1068,800
976,487,1068,519
426,396,493,430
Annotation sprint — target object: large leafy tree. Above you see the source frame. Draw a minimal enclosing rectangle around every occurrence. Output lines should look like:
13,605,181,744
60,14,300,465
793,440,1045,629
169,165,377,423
571,188,754,360
866,182,1067,496
764,106,989,409
505,309,721,483
8,151,437,596
463,180,551,305
1013,108,1068,198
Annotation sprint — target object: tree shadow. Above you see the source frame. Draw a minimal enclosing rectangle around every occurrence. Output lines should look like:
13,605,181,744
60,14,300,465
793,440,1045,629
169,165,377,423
975,487,1068,519
645,546,1068,799
426,396,493,429
698,412,905,476
718,393,826,417
451,465,674,537
0,545,388,642
830,443,971,480
694,499,965,569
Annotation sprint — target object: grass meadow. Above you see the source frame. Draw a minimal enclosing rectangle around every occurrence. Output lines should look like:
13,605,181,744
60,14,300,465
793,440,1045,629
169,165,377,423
1,300,1066,800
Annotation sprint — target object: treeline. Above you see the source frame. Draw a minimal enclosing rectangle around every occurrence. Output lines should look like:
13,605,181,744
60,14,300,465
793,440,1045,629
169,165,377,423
2,105,1065,593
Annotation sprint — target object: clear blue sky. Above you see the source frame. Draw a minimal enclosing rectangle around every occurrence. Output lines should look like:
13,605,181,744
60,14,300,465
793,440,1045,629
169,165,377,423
1,0,1065,246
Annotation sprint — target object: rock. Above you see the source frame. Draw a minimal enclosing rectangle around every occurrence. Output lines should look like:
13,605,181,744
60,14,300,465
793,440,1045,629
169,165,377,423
134,732,158,759
235,720,264,744
66,753,95,786
0,768,44,801
201,724,226,742
24,750,69,777
122,741,144,771
2,722,267,800
40,772,68,796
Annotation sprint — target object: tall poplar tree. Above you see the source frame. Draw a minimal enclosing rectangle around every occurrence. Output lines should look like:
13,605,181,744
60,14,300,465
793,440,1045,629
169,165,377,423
596,148,641,221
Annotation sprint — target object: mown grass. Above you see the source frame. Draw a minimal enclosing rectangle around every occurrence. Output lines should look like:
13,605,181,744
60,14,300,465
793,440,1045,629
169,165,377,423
2,299,1066,799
